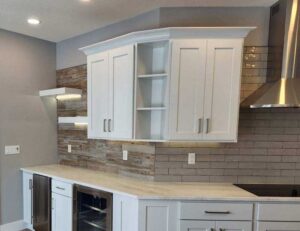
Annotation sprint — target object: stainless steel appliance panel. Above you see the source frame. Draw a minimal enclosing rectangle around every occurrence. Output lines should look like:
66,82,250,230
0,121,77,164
33,174,51,231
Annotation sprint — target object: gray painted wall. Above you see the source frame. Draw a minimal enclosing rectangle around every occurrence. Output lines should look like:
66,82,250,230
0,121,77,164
0,29,58,225
56,7,270,70
56,9,160,70
159,7,270,46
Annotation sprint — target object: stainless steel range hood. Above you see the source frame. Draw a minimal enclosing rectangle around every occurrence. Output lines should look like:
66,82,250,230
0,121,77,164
243,0,300,108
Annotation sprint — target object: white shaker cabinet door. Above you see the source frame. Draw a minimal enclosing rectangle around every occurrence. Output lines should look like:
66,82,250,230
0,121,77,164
216,221,252,231
87,52,110,139
23,172,33,228
108,45,134,139
257,222,300,231
51,192,73,231
180,220,215,231
113,194,139,231
139,200,179,231
203,39,243,142
169,39,207,140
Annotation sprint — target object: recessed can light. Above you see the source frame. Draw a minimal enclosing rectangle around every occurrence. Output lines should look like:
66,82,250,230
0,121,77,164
27,18,41,25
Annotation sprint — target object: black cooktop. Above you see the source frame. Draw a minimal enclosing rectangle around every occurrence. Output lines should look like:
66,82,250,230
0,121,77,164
234,184,300,197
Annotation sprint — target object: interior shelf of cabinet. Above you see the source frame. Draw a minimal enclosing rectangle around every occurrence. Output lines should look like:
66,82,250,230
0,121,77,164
136,76,167,108
135,40,169,141
137,41,169,76
135,110,166,140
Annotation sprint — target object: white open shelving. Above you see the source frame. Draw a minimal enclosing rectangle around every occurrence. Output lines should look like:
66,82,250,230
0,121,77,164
137,73,168,79
58,116,88,124
135,41,170,140
39,87,82,97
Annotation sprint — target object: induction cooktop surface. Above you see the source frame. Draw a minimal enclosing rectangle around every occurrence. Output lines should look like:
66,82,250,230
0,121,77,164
234,184,300,197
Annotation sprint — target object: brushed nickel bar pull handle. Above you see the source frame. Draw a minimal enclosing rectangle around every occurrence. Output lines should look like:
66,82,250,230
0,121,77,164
198,118,202,133
29,179,33,224
52,198,54,210
206,118,210,133
108,119,112,132
205,210,231,214
56,186,65,191
103,119,107,132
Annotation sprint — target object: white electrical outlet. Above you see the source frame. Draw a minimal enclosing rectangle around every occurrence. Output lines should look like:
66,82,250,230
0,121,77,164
5,145,20,155
68,144,72,153
123,150,128,161
188,153,196,165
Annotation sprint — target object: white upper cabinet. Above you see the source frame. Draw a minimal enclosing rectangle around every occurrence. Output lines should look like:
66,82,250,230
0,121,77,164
169,40,207,140
87,45,134,140
109,45,134,139
169,39,243,142
81,27,254,142
203,39,243,142
88,52,109,139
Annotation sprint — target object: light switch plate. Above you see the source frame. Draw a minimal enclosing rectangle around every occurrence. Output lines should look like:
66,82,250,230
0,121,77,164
123,150,128,161
188,153,196,165
5,145,20,155
68,144,72,153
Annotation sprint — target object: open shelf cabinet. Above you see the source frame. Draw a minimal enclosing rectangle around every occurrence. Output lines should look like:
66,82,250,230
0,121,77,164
134,41,170,141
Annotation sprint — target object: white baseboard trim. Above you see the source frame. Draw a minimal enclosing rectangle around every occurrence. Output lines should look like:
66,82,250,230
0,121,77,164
0,220,31,231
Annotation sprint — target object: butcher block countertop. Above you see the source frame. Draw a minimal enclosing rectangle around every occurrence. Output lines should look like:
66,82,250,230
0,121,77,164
21,164,300,202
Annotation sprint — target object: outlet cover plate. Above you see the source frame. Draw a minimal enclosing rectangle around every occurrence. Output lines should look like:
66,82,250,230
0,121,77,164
123,150,128,161
5,145,20,155
188,153,196,165
68,144,72,153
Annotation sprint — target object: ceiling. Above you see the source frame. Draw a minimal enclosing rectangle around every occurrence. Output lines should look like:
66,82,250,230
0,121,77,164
0,0,278,42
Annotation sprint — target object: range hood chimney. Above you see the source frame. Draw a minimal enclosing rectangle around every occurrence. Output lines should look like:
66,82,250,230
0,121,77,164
242,0,300,108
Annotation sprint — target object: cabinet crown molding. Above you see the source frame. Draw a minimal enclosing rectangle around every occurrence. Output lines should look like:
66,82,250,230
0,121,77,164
79,27,256,55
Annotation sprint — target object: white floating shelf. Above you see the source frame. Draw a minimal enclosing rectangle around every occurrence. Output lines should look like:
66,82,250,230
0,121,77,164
136,107,166,111
138,73,168,79
39,87,82,97
58,116,88,124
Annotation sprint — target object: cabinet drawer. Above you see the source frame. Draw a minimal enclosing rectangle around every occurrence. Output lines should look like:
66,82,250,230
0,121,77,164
52,179,73,198
257,203,300,221
180,202,253,221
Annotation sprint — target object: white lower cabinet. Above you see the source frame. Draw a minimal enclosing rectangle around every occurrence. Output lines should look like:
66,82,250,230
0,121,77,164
51,192,72,231
113,194,139,231
181,221,252,231
181,220,215,231
22,174,300,231
257,222,300,231
255,203,300,231
138,200,179,231
23,172,33,228
51,180,73,231
113,198,179,231
180,202,252,231
216,221,252,231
